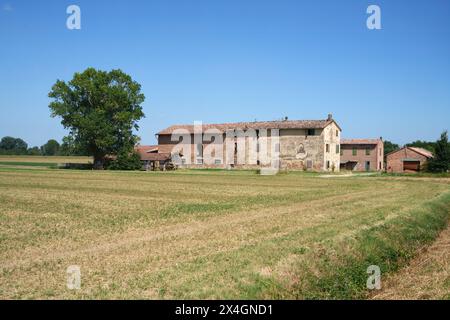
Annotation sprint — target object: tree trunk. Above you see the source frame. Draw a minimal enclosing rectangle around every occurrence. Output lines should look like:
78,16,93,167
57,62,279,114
93,155,105,170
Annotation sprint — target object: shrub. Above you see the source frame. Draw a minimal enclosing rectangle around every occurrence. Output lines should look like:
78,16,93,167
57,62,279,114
107,151,142,170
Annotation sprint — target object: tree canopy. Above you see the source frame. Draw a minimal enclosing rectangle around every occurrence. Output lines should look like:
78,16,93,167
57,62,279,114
427,131,450,173
383,140,400,157
41,139,60,156
0,136,28,155
48,68,145,169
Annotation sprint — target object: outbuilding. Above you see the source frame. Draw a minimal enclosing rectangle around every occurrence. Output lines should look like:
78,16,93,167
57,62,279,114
386,147,433,173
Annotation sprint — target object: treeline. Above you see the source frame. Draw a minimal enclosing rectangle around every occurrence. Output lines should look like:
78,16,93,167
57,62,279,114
0,136,86,156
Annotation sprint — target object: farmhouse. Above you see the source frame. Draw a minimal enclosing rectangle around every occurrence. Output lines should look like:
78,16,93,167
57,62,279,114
386,147,433,173
145,114,341,171
340,138,384,171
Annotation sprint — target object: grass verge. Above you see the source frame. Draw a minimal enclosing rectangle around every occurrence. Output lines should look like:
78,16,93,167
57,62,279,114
291,191,450,299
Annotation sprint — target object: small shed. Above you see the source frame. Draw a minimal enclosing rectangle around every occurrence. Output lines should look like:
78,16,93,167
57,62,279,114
135,145,171,170
386,147,433,173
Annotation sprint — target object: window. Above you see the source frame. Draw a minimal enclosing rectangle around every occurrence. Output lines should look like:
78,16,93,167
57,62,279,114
214,159,222,165
306,160,313,169
366,149,371,156
336,144,340,154
326,160,330,169
336,130,339,137
326,144,330,153
196,158,203,164
352,148,357,156
307,129,315,136
181,158,186,165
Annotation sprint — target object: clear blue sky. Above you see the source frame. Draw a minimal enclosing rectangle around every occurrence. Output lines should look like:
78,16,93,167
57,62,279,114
1,0,449,147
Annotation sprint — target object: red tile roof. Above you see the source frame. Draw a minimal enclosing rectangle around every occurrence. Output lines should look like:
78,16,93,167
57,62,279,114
140,152,171,161
408,147,433,158
135,145,170,161
135,145,158,153
385,146,434,158
157,119,340,135
341,139,382,145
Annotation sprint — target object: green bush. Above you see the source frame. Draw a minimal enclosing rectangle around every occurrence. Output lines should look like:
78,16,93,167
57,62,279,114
106,151,142,171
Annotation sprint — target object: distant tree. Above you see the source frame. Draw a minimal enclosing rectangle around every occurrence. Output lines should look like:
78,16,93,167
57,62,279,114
41,139,60,156
0,136,28,154
427,131,450,173
0,136,17,151
27,146,42,156
48,68,145,169
383,140,400,156
405,140,436,153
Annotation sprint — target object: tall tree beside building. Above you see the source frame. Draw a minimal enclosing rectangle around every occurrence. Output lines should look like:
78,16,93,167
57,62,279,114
427,131,450,173
48,68,145,169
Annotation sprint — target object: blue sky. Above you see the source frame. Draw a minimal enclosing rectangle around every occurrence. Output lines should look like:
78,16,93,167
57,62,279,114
0,0,449,147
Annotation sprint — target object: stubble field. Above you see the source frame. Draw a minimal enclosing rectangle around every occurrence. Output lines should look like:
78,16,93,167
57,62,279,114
0,163,449,299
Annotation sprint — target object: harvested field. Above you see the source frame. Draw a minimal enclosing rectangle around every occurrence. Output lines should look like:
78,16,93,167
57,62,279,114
0,165,449,299
0,155,92,164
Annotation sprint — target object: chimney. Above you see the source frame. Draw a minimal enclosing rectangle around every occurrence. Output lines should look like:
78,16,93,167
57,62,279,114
327,113,333,121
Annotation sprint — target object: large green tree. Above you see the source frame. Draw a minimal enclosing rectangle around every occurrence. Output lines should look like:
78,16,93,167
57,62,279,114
48,68,145,169
427,131,450,173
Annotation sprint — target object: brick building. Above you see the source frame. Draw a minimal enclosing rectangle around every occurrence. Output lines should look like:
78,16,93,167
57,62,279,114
135,145,171,170
340,138,384,171
386,147,433,173
149,114,342,171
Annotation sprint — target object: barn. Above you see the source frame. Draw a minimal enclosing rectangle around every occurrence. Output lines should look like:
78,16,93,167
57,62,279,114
135,145,171,170
386,147,433,173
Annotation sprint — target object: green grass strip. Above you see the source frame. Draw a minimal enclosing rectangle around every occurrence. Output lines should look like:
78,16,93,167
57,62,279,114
297,191,450,299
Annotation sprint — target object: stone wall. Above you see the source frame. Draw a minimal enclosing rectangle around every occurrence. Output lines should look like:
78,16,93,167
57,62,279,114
278,129,324,170
323,122,341,172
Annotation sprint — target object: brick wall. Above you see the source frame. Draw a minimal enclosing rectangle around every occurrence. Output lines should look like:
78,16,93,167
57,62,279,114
340,141,384,171
386,148,428,173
